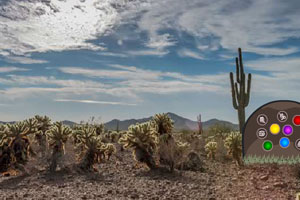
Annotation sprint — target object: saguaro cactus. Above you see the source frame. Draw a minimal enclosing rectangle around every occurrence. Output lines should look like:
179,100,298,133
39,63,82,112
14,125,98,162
197,114,203,135
230,48,252,133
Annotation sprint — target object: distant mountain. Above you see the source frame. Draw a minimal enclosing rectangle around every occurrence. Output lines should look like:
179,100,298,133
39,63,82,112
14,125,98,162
104,112,238,131
105,117,152,131
0,121,15,124
0,120,77,127
0,113,238,131
61,120,77,127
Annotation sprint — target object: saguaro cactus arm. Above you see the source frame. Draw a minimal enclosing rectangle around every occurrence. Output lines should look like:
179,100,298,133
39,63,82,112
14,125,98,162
230,72,238,109
245,73,252,107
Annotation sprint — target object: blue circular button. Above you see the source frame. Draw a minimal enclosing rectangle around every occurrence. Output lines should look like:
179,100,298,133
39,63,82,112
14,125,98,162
279,137,290,148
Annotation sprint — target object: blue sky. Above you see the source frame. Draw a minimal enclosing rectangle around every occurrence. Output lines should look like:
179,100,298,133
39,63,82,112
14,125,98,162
0,0,300,123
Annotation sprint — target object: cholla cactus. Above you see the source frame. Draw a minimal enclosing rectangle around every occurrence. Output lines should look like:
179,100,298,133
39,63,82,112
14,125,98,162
46,122,72,172
34,115,51,154
160,138,191,172
205,141,217,160
224,132,242,166
98,143,117,161
0,125,12,172
109,131,121,143
79,135,103,171
119,122,158,169
4,120,37,166
94,123,105,136
74,125,96,144
152,113,174,135
75,126,116,171
73,125,96,154
208,124,232,139
0,124,7,146
100,131,111,143
72,124,85,144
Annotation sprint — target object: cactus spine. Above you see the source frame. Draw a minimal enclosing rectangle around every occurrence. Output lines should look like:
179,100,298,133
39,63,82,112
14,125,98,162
230,48,252,133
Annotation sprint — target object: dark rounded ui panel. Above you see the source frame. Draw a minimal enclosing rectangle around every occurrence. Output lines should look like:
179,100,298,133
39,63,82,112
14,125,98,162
243,100,300,163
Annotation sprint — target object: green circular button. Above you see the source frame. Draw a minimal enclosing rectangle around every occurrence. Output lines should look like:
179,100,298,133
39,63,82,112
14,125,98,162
263,141,273,151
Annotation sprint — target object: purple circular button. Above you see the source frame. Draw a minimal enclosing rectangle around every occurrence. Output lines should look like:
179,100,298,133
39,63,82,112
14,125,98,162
283,125,293,136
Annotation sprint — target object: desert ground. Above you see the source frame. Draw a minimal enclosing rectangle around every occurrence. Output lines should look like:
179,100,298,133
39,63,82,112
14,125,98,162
1,144,299,200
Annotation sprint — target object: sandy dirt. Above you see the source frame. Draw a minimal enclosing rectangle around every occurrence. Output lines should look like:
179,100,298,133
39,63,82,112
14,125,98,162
0,148,300,200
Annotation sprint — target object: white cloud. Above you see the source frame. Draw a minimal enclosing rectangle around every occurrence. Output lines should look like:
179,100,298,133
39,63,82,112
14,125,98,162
5,56,48,64
3,75,105,88
58,66,161,80
0,86,138,100
135,0,300,56
177,49,205,60
97,52,127,58
1,0,299,58
145,33,177,50
245,57,300,99
246,57,300,72
127,49,169,57
179,0,300,55
54,99,137,106
117,40,123,46
218,53,235,60
58,65,228,94
0,66,29,73
0,64,229,101
120,79,223,94
0,0,139,56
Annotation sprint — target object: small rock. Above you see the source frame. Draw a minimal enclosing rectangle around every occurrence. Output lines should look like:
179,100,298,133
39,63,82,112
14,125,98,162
260,175,269,181
81,195,88,200
67,175,73,179
23,193,30,198
273,182,287,188
262,185,272,191
107,190,113,194
237,171,243,176
130,193,139,199
58,184,66,188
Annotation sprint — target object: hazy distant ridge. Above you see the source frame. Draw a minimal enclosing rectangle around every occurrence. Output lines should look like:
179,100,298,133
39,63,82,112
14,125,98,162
0,112,238,131
104,112,238,131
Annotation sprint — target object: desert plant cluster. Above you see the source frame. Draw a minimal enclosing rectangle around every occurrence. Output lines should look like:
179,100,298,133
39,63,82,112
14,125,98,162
0,113,246,177
118,113,203,172
0,115,118,175
203,124,243,166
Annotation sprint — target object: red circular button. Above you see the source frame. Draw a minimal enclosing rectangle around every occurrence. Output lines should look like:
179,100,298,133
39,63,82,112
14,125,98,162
293,115,300,126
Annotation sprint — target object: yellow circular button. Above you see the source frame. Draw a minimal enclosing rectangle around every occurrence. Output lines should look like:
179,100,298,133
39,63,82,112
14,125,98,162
270,123,280,134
